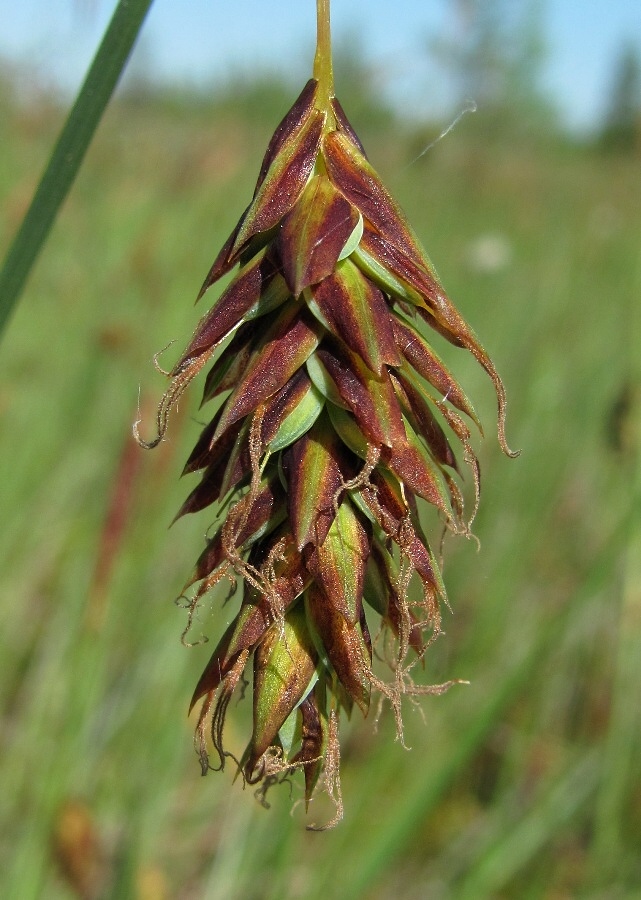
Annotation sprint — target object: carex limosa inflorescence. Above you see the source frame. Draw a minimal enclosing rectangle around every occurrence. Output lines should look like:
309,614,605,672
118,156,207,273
136,0,517,827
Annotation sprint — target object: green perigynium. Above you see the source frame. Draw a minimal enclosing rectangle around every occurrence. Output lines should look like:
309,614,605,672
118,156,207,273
137,1,517,828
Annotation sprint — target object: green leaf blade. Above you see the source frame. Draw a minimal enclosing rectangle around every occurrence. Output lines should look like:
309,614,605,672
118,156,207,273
0,0,154,343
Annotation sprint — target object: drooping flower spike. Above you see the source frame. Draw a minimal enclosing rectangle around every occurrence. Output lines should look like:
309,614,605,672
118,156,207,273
136,0,517,828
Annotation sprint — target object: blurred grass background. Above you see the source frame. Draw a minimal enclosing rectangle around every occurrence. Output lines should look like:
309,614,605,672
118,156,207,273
1,9,641,898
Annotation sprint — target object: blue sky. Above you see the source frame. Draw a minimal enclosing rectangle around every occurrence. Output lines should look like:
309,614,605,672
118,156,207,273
1,0,641,131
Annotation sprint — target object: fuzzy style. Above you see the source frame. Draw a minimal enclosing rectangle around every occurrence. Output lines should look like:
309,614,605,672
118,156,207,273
136,66,516,826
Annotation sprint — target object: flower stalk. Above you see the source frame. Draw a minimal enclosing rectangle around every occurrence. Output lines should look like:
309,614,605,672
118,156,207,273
136,1,517,827
314,0,334,117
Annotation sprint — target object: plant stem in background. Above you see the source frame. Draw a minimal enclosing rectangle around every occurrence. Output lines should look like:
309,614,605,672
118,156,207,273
0,0,153,344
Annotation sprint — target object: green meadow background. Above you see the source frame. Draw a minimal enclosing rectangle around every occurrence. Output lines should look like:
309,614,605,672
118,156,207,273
1,22,640,900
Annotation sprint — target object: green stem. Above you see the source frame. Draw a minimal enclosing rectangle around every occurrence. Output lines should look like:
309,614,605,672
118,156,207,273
0,0,154,345
313,0,335,113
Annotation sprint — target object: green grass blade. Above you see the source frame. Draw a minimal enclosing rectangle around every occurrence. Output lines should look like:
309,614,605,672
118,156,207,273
457,752,600,898
0,0,154,342
590,247,641,886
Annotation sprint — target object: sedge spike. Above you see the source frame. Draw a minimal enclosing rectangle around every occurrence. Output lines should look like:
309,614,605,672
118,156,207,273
136,0,516,827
